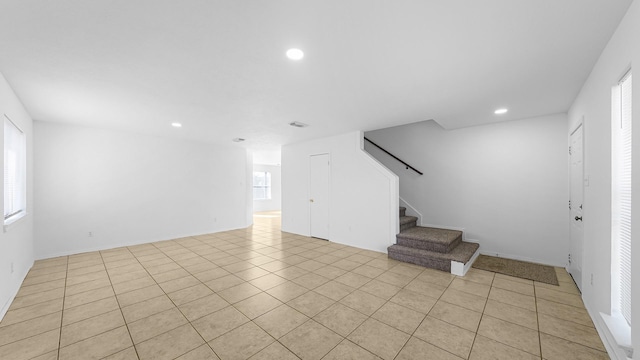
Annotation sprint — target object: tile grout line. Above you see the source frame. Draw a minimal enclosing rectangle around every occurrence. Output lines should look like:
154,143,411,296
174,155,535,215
388,268,459,360
142,238,223,359
203,230,327,358
466,271,496,360
57,256,70,360
99,250,142,360
485,278,549,358
8,219,603,360
313,259,400,359
247,253,395,360
534,280,543,360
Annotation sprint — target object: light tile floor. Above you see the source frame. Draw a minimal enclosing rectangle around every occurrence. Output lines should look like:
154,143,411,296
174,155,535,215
0,212,609,360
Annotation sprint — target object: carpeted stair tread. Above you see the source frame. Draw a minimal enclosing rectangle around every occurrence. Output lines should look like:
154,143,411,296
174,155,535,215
399,215,418,232
396,226,462,253
388,241,479,272
399,207,407,217
399,216,418,226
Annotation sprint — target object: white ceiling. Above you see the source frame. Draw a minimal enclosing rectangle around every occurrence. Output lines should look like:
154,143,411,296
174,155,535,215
0,0,633,150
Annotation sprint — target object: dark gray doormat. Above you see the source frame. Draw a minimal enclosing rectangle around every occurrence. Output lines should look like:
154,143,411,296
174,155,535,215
472,255,559,285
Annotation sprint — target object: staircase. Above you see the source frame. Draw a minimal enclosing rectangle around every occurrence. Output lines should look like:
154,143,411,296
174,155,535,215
388,207,479,275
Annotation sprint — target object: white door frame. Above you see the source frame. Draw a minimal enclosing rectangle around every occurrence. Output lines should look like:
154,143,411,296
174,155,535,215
309,153,330,240
569,119,584,290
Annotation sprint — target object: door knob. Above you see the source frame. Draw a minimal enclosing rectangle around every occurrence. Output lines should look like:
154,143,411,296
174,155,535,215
309,199,314,203
575,216,582,221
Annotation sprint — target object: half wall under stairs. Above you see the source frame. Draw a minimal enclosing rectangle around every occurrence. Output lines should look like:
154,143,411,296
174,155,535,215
388,207,479,276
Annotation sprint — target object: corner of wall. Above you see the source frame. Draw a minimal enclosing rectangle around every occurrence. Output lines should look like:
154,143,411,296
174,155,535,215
0,72,35,321
355,131,399,243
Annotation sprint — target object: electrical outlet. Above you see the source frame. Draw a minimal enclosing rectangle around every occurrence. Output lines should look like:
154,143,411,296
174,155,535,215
590,273,594,285
88,231,93,237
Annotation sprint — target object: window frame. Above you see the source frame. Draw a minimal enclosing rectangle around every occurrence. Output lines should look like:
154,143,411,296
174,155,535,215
611,70,632,326
4,114,27,229
253,171,272,201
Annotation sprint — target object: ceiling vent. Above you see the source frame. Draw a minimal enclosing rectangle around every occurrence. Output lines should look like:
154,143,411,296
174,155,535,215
289,121,309,128
232,138,245,142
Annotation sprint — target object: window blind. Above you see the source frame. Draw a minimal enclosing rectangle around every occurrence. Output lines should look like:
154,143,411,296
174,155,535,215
613,71,632,325
4,115,26,221
618,72,632,325
253,171,272,200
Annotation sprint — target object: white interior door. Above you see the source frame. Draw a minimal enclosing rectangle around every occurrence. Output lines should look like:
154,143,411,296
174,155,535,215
569,124,584,291
309,154,330,240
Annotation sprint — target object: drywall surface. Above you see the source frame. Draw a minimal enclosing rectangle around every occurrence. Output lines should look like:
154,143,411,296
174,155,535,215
253,164,282,212
34,122,251,259
253,149,281,166
365,114,568,266
0,73,34,319
568,1,640,358
282,131,398,253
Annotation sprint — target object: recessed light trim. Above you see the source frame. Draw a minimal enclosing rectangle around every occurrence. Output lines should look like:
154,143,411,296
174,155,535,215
232,138,245,142
494,108,508,115
286,48,304,61
289,121,309,128
171,122,182,128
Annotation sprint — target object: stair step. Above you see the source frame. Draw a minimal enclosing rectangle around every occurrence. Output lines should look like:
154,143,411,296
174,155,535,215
399,207,407,217
388,242,479,273
396,226,462,253
399,216,418,232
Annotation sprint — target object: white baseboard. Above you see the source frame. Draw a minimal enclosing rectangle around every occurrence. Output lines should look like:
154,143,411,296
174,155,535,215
478,249,565,268
451,246,480,276
0,263,32,321
584,302,633,360
399,197,423,225
35,225,246,260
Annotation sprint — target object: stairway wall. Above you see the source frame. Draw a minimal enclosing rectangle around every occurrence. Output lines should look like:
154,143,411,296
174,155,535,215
365,114,568,266
282,131,399,253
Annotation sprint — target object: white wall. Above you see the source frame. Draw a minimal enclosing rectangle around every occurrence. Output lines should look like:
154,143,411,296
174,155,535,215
282,131,398,253
0,73,34,319
34,122,252,259
253,164,282,212
568,1,640,358
365,114,569,266
253,149,281,166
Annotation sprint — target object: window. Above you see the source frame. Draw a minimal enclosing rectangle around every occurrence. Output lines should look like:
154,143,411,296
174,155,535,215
4,115,26,224
612,70,632,325
253,171,271,200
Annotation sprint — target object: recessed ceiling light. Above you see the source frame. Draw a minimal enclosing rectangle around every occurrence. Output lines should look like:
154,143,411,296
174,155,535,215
171,122,182,128
286,48,304,61
494,108,508,115
289,121,309,128
232,138,245,142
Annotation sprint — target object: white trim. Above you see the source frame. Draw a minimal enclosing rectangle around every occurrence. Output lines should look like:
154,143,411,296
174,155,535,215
399,197,423,226
600,312,633,358
568,118,585,288
478,248,565,268
451,247,480,276
3,211,27,233
308,153,331,241
34,225,248,260
0,260,32,321
584,300,633,360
